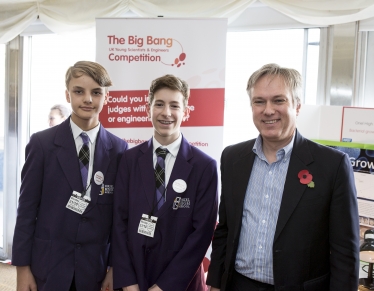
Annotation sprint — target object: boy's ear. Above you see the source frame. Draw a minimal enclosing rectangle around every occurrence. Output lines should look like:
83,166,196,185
182,106,190,122
65,90,71,103
103,91,109,105
146,103,151,118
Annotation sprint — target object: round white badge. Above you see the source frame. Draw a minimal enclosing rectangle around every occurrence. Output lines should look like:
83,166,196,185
94,171,104,185
172,179,187,193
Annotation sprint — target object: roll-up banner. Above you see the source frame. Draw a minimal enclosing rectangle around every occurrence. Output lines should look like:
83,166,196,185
96,18,227,164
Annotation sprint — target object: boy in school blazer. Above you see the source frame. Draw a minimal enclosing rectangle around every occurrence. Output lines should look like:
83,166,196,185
112,74,219,291
12,61,128,291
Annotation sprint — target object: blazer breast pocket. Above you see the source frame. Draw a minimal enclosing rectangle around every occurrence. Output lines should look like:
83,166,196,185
297,192,329,209
96,194,113,205
171,196,193,217
103,172,116,184
97,173,116,200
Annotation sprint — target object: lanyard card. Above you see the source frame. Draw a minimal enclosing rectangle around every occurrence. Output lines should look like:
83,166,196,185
138,214,158,238
66,191,90,215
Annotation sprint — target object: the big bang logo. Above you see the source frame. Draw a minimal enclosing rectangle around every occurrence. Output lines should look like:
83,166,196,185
107,35,187,67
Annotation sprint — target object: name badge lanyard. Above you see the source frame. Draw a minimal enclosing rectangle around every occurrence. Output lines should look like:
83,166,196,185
137,182,165,238
82,179,92,199
81,162,94,200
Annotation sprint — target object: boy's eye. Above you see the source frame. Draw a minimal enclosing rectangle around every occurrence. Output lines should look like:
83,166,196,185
93,91,102,96
154,103,163,107
171,104,180,109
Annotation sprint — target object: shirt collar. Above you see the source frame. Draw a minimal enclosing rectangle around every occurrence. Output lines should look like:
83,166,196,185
152,134,182,158
253,132,295,160
70,119,100,144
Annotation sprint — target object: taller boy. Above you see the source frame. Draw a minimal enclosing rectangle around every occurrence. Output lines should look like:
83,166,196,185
112,74,218,291
12,61,128,291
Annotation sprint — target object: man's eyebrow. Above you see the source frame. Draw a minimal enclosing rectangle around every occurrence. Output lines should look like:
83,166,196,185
252,94,287,99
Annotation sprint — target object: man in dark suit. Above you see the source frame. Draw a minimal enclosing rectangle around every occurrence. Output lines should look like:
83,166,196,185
207,63,359,291
112,74,218,291
12,61,128,291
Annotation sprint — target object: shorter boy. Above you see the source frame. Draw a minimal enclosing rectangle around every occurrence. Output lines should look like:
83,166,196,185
12,61,128,291
112,74,218,291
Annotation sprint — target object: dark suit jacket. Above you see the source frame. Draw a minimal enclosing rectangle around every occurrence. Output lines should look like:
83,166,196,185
12,118,128,291
206,130,359,291
112,136,218,291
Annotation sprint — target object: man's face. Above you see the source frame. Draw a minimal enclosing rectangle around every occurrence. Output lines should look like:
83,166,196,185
65,75,108,128
146,88,190,145
251,75,300,148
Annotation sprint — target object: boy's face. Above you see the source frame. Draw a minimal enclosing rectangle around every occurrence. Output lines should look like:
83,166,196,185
146,88,190,145
65,74,108,129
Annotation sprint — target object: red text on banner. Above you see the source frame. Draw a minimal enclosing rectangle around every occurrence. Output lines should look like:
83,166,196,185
100,88,224,128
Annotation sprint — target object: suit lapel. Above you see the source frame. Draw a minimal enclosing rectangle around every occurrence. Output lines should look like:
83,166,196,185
274,130,314,242
84,125,112,214
156,137,193,217
139,139,157,212
232,141,256,238
55,118,82,193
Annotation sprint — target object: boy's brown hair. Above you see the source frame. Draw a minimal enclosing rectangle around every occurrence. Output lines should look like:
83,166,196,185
148,74,190,107
65,61,113,92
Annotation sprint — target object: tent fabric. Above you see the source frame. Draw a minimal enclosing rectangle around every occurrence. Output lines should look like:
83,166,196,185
1,0,374,43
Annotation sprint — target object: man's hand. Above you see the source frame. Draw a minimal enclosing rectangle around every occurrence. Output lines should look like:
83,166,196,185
148,284,162,291
123,284,140,291
16,266,37,291
101,267,114,291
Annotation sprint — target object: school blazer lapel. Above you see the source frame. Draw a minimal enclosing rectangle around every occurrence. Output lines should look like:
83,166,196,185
84,125,112,214
55,118,82,194
139,139,158,211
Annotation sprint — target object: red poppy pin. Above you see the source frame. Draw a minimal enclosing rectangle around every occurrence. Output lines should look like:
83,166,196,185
298,170,315,188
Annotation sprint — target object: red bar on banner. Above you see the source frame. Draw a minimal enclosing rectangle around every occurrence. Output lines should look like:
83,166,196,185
99,88,224,128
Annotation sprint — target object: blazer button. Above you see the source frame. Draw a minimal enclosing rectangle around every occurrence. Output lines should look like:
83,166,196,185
82,217,87,222
76,244,81,249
